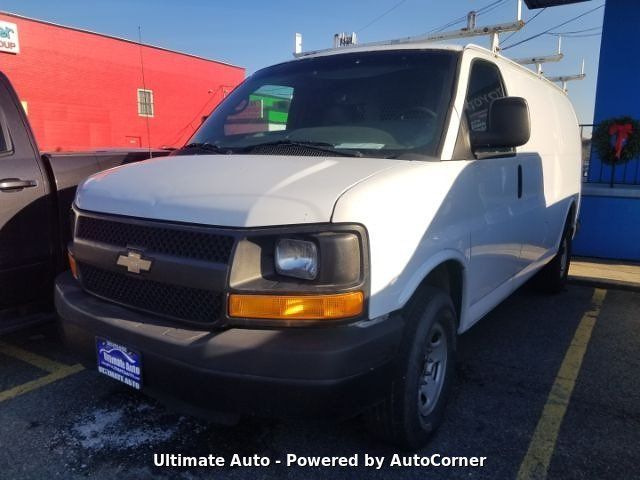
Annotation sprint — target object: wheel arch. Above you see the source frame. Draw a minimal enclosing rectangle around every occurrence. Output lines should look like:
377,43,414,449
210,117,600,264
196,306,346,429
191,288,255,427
554,196,579,250
398,251,467,331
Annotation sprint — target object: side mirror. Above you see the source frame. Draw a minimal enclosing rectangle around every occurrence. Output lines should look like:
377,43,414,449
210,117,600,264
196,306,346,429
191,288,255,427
471,97,531,150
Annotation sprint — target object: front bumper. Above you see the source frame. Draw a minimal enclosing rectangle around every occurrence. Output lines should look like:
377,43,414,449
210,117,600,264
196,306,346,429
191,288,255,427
55,272,404,419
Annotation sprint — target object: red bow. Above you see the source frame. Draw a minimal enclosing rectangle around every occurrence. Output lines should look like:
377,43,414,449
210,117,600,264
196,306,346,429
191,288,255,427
609,123,633,160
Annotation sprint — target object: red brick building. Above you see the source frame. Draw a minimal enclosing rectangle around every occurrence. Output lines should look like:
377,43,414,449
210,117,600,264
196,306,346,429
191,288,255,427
0,12,245,151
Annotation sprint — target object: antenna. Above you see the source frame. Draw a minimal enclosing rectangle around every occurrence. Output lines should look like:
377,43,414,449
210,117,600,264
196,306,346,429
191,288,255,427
137,26,152,159
294,0,524,57
547,58,586,92
513,36,563,75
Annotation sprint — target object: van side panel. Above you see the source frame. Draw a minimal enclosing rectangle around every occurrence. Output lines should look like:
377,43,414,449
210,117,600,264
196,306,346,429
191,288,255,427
450,48,580,265
493,54,582,254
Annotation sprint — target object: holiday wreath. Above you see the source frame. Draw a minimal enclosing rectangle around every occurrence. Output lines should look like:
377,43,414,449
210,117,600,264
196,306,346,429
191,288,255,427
592,116,640,164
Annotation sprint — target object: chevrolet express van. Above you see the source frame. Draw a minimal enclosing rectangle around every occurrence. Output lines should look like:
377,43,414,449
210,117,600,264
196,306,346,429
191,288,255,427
56,43,581,449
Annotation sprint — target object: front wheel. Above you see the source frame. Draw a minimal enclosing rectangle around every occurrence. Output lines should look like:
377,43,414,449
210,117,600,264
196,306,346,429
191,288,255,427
364,287,456,450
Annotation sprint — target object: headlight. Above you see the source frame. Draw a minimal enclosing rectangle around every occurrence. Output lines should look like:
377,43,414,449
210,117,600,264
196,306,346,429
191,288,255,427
275,238,318,280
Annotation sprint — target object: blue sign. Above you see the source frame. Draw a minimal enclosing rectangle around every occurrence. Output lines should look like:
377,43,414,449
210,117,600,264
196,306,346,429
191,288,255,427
96,338,142,390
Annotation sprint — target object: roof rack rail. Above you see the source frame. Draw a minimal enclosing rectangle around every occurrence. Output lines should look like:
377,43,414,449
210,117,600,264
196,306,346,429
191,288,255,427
293,0,524,58
513,36,563,75
548,59,586,92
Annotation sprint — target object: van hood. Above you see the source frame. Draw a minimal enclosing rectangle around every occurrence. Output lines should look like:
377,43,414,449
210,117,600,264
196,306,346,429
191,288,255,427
75,154,399,227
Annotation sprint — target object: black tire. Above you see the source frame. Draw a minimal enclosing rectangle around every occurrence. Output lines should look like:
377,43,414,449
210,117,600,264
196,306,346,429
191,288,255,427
364,287,456,450
534,220,573,294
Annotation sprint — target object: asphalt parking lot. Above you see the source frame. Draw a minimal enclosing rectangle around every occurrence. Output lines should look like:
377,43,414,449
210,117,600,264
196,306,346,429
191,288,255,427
0,283,638,480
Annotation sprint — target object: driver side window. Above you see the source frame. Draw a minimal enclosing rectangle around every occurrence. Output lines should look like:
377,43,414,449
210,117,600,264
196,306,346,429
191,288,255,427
463,59,515,157
465,60,506,133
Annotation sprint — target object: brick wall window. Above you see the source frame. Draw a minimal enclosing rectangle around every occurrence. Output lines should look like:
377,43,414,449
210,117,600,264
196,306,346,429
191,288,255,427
137,88,154,117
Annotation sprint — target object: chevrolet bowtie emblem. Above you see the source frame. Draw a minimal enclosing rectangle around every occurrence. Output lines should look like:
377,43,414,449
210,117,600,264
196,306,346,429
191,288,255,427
116,251,152,274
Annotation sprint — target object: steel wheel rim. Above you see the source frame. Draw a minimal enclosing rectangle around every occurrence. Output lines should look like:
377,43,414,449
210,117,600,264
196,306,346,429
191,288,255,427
418,322,448,417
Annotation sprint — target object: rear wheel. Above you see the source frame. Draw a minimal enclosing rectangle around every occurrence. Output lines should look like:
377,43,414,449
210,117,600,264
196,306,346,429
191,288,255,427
534,220,573,293
364,287,456,450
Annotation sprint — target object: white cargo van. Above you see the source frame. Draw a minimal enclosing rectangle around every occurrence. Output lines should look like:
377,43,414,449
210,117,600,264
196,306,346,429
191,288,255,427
56,43,581,449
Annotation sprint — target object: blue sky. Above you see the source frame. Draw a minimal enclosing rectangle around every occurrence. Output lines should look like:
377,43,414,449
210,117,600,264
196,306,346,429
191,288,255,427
3,0,605,123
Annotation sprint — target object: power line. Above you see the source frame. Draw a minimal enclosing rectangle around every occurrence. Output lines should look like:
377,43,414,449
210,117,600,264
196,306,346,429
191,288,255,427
547,31,601,38
501,3,604,50
547,26,601,35
357,0,409,33
427,0,508,34
164,86,227,147
428,16,467,34
428,9,473,34
137,26,152,159
552,32,601,38
477,0,510,17
501,7,546,44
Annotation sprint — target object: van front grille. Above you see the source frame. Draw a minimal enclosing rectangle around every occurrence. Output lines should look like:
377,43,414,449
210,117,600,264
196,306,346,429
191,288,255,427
76,216,234,264
79,263,223,325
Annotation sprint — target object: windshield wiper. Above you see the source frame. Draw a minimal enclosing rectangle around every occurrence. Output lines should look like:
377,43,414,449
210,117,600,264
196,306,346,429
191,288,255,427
241,140,363,157
177,142,234,155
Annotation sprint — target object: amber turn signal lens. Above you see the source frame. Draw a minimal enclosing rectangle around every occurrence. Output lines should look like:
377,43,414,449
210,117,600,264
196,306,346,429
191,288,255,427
68,251,79,280
228,291,364,320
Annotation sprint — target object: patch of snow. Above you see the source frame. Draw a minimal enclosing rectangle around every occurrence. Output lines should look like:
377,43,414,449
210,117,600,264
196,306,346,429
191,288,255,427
71,405,177,450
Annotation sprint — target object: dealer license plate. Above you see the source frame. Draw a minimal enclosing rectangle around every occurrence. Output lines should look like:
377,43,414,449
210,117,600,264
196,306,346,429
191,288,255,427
96,337,142,390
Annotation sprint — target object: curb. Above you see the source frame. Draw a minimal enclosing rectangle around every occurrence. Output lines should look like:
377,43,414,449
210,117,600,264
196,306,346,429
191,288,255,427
568,276,640,293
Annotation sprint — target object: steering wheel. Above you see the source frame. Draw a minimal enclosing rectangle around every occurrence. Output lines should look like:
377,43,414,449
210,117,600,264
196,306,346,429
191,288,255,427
397,106,438,121
393,106,438,149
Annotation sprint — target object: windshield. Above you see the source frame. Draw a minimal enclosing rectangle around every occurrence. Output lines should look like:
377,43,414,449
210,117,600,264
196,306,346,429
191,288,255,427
183,50,458,159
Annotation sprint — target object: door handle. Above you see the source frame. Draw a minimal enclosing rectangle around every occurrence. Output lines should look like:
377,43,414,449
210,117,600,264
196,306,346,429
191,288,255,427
0,178,38,192
517,165,523,199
